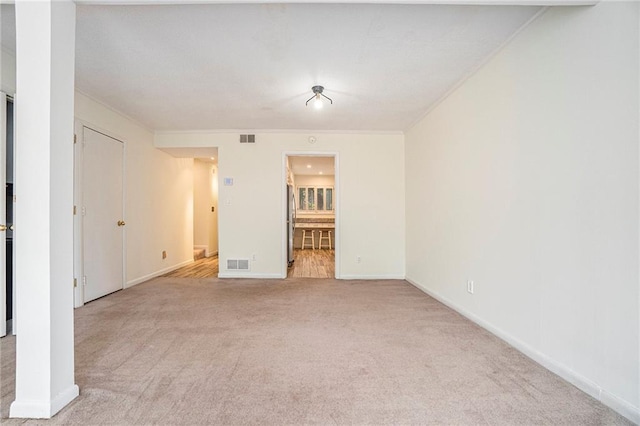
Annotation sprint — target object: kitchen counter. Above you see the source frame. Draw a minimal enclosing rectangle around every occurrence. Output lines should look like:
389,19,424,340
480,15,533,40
293,219,335,249
295,222,334,229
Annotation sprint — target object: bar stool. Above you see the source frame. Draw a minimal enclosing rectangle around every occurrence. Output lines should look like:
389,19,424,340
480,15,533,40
302,229,315,250
318,230,332,250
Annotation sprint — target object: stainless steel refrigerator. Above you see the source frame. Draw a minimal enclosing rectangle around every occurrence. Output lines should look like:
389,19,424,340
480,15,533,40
287,184,296,267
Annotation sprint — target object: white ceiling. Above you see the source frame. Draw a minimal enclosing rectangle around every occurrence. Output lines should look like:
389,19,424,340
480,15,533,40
74,3,542,132
3,3,544,132
289,156,335,176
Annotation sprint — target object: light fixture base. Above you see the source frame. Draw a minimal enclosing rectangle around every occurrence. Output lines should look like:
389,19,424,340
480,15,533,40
306,85,333,107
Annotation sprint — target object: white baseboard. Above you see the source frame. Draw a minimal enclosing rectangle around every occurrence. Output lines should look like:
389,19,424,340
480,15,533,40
405,277,640,425
10,384,79,419
600,389,640,425
206,250,218,258
126,259,193,287
339,274,406,280
217,272,282,279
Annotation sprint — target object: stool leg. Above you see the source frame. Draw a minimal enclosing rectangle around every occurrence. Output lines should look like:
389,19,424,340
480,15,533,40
311,230,315,250
302,230,306,250
317,230,329,250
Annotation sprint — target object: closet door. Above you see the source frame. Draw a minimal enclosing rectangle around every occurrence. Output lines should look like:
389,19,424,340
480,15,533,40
81,126,124,303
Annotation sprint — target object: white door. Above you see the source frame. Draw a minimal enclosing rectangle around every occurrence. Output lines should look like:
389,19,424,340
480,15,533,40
0,93,7,336
82,127,124,303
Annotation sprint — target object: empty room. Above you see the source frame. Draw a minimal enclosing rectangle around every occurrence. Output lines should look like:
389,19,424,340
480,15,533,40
0,0,638,424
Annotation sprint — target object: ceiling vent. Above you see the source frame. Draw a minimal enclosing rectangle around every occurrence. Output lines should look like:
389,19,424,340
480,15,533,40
227,259,250,270
239,134,255,143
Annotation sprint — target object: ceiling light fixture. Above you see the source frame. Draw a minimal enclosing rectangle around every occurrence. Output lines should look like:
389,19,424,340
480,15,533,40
306,85,333,110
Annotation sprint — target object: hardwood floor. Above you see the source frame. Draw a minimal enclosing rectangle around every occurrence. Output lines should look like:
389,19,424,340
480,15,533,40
163,255,219,278
163,250,332,279
288,248,335,278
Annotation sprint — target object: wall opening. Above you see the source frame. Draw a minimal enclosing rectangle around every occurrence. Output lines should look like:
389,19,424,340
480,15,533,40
285,154,336,279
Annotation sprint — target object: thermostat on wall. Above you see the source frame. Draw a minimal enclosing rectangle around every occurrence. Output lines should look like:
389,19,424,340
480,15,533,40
224,177,234,186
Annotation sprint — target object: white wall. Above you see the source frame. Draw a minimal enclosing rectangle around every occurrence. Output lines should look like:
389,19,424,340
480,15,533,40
193,159,218,257
155,132,405,279
75,92,194,286
1,47,16,95
210,164,218,256
405,3,639,422
193,159,209,250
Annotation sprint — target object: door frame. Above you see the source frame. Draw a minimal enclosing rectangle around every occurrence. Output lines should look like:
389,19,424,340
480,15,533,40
0,91,17,337
73,120,127,307
1,92,16,336
1,92,6,336
281,151,340,279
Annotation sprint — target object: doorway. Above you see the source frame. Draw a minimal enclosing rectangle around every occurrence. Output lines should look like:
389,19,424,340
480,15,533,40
285,154,337,279
164,157,219,279
1,93,14,336
150,148,219,280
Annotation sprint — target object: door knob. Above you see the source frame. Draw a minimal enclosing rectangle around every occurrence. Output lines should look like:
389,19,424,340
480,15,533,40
0,224,5,231
117,220,126,227
8,225,13,231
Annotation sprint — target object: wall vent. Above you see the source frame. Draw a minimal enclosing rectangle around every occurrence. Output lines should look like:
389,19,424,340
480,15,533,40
227,259,250,270
239,134,256,143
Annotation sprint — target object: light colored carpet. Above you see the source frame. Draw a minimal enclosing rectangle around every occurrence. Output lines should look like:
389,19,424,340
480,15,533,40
0,278,633,425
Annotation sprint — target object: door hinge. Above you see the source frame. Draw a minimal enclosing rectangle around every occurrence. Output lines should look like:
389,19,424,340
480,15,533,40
83,276,87,286
81,206,86,216
73,134,77,144
73,205,77,215
73,278,77,288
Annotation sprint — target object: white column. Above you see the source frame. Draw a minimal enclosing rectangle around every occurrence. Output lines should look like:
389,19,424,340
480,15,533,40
10,0,78,419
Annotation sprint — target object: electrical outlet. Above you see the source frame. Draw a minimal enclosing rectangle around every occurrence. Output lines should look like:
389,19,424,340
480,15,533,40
162,250,167,259
356,256,361,263
467,280,474,294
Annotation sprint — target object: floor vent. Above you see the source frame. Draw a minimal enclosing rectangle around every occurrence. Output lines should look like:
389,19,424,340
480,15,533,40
239,134,255,143
227,259,250,270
